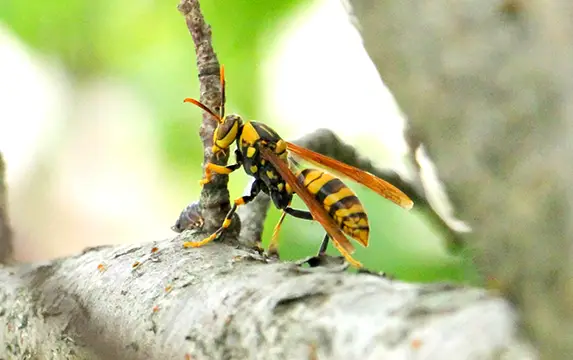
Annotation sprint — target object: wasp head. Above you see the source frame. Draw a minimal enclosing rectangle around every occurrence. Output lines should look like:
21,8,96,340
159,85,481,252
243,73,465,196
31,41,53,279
212,114,243,155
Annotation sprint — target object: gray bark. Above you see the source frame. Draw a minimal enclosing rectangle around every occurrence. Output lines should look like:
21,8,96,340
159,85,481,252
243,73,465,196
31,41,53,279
0,232,536,359
345,0,573,358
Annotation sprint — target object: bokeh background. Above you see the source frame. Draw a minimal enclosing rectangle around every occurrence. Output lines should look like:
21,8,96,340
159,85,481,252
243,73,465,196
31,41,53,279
0,0,478,283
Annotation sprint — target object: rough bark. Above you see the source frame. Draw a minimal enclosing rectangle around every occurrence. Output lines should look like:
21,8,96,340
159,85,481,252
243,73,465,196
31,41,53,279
0,233,537,359
345,0,573,358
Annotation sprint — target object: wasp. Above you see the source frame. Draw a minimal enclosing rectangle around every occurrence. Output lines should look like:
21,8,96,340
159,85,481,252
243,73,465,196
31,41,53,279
180,66,413,268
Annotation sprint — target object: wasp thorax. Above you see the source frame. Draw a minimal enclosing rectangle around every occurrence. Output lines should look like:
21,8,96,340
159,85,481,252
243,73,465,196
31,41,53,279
213,114,243,153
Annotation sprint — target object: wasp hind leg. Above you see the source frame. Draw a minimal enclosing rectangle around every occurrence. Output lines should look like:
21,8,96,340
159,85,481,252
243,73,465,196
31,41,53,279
184,180,260,248
317,233,330,256
267,207,314,257
304,234,362,268
268,210,287,257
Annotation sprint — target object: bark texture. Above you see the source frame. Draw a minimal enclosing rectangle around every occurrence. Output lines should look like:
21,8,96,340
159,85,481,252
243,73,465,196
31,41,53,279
178,0,238,236
0,233,536,359
345,0,573,358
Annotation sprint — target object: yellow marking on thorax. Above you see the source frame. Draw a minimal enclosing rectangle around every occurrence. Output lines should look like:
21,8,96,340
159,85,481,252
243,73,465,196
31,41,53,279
241,122,260,144
266,170,277,180
323,188,356,206
277,183,284,191
275,139,286,154
246,147,256,158
250,165,258,173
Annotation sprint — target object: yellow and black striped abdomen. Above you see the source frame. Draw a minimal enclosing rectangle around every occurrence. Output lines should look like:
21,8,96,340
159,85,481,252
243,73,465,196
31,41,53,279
297,169,369,246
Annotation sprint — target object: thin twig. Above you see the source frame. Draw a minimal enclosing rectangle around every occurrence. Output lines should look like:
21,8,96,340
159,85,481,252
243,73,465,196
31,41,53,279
0,152,12,263
177,0,239,239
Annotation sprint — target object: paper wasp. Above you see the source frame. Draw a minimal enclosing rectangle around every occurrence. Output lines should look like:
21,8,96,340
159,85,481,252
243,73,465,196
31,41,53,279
179,66,413,268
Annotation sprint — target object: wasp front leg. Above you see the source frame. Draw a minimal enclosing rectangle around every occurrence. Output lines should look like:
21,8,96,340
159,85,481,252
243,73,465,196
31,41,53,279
200,150,243,186
184,180,261,248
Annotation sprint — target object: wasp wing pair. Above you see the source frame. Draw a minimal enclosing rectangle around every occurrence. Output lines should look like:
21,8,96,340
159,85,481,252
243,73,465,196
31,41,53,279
260,142,413,263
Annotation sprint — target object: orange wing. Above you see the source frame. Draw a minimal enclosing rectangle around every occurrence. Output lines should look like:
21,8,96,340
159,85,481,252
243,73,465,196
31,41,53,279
286,142,414,210
259,147,356,255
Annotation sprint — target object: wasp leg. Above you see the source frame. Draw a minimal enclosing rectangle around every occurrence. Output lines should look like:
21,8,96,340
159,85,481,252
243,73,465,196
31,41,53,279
184,180,260,248
330,240,362,268
268,207,314,257
314,233,363,267
199,163,241,185
282,208,362,268
283,207,314,220
200,150,243,185
317,233,330,255
268,210,288,256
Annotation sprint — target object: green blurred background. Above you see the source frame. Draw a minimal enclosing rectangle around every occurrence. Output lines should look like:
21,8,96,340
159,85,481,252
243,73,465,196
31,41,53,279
0,0,479,284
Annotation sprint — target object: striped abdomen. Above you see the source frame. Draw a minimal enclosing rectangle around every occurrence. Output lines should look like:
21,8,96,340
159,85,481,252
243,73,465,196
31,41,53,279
297,168,369,246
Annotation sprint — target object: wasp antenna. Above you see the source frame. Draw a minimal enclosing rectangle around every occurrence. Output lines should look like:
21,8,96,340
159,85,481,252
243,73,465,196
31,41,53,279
220,65,226,119
184,97,222,123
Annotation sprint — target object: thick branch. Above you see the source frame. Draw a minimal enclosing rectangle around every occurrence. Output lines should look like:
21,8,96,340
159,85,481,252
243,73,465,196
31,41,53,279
346,0,573,357
0,234,536,359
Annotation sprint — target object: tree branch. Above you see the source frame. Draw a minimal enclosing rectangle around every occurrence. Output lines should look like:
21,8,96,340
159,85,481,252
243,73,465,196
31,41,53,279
177,0,239,237
0,152,13,263
0,234,536,359
0,1,546,358
345,0,573,357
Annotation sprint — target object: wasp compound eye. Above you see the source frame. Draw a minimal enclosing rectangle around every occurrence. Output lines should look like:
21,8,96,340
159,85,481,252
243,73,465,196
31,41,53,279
172,201,205,233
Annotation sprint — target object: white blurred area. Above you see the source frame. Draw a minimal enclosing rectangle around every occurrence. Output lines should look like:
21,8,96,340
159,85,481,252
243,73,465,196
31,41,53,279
262,0,409,174
0,26,177,261
0,0,415,262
